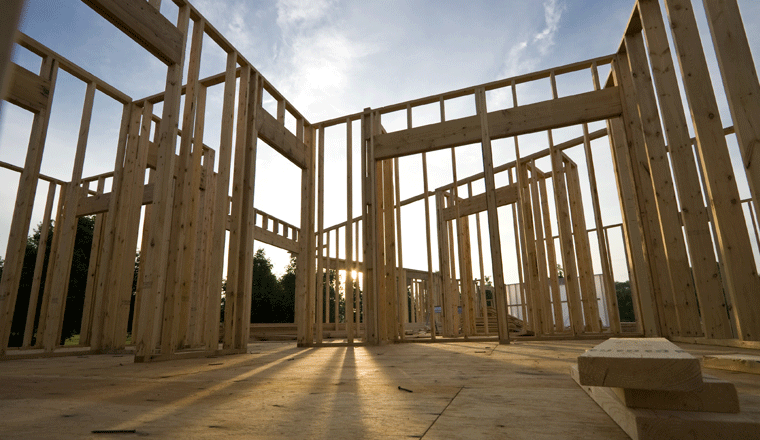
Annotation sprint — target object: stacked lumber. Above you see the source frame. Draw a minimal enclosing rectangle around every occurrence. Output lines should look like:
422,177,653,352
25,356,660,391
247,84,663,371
570,338,759,439
474,307,524,333
703,354,760,375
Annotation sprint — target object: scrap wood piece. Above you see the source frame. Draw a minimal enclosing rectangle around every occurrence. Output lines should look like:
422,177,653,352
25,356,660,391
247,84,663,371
570,364,760,440
703,354,760,375
577,338,703,391
612,375,739,413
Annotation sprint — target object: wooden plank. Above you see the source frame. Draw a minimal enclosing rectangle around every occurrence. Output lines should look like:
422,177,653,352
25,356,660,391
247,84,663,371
577,338,702,391
315,126,325,343
475,87,510,344
394,155,406,339
166,18,205,349
441,184,518,221
205,51,237,351
21,181,57,348
613,375,739,413
345,118,354,344
702,0,760,234
81,0,183,65
134,4,190,360
16,33,131,104
43,80,97,350
663,0,760,341
637,0,729,339
509,170,528,325
374,87,622,160
256,109,307,169
614,55,676,337
703,354,760,375
539,177,564,332
607,117,658,336
420,110,436,339
234,72,260,349
529,161,554,334
582,121,620,334
565,161,602,333
222,64,250,349
0,58,57,354
4,63,51,113
109,102,153,350
87,103,132,350
624,31,702,337
570,364,760,440
549,134,584,335
296,121,316,346
383,158,397,341
0,0,25,112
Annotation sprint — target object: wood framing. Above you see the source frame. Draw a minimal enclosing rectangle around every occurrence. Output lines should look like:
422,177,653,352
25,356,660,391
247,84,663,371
2,0,760,362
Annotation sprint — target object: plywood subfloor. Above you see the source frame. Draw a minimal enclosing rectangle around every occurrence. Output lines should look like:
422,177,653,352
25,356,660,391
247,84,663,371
1,339,759,439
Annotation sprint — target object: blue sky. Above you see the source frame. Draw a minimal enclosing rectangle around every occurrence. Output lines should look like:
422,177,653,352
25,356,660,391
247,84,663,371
2,0,759,281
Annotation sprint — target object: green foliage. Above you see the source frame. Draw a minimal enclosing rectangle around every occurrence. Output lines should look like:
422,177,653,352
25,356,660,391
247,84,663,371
7,216,95,347
250,249,296,323
615,281,635,322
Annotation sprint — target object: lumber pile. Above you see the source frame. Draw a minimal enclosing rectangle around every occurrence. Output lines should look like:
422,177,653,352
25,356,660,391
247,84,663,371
703,354,760,375
570,338,759,439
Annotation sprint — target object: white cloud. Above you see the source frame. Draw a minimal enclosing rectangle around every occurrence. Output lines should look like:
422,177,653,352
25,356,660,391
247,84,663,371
534,0,566,55
276,0,336,30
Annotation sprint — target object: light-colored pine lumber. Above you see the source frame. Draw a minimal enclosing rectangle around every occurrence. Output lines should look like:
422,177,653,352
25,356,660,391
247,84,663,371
296,121,316,346
81,0,184,65
345,118,354,344
663,0,760,341
4,63,51,113
0,0,25,112
538,177,564,332
703,354,760,375
205,51,236,350
529,162,554,334
613,55,677,337
582,121,620,334
637,0,730,340
316,125,325,342
570,364,760,440
613,375,739,413
0,57,58,354
577,338,703,391
134,5,190,360
701,0,760,232
565,161,602,333
474,87,510,344
624,31,702,338
374,88,622,160
607,116,658,336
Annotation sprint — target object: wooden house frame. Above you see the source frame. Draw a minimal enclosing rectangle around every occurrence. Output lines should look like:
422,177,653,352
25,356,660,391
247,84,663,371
0,0,758,363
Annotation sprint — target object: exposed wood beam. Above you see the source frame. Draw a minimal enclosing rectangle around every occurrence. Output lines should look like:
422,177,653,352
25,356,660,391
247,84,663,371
4,63,50,113
81,0,184,65
374,87,622,160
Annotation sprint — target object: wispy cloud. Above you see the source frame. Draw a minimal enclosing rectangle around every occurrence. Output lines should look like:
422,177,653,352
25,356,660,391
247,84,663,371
492,0,566,108
272,0,372,118
534,0,566,55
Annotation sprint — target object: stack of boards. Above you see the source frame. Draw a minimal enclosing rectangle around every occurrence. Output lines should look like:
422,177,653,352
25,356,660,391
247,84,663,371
570,338,760,439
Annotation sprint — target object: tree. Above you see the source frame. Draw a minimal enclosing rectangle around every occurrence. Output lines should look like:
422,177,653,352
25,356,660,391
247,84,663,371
250,248,296,323
615,281,635,322
6,216,95,346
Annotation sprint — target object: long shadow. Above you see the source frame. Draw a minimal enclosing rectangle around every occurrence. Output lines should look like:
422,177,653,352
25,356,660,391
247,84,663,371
325,347,369,438
8,342,320,436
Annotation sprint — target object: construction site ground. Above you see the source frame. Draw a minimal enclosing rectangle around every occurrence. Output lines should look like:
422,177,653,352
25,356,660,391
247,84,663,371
1,339,759,439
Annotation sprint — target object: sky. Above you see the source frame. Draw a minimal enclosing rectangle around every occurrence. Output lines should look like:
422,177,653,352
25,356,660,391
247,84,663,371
1,0,759,283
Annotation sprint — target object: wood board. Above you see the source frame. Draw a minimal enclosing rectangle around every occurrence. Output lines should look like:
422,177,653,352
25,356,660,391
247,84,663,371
703,354,760,375
570,364,760,440
577,338,703,391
